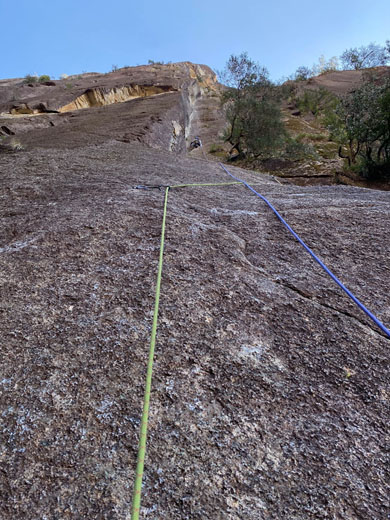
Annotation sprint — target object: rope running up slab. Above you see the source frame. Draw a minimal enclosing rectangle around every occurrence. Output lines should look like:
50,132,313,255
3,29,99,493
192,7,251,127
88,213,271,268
131,187,170,520
130,169,389,517
218,162,390,339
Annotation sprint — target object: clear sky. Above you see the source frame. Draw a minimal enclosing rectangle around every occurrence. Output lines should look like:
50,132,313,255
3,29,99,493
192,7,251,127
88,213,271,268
1,0,389,81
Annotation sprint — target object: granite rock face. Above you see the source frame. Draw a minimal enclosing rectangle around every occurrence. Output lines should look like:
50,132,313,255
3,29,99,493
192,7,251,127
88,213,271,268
296,66,390,95
0,62,222,155
0,63,217,114
0,64,389,519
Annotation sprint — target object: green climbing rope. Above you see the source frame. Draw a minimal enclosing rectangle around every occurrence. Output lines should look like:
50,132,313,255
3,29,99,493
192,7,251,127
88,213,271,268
130,177,280,517
131,186,170,520
170,181,241,189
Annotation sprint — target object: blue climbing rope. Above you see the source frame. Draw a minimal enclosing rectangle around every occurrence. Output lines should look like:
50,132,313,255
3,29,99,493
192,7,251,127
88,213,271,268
219,162,390,339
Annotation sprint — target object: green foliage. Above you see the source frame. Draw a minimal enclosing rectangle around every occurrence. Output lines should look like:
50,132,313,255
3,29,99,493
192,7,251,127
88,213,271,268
341,42,390,70
209,143,224,154
325,78,390,178
219,48,390,175
351,159,390,178
226,96,286,157
24,74,38,84
296,88,338,116
296,132,328,142
148,59,168,65
275,81,297,101
218,52,270,91
294,66,312,81
38,75,51,83
322,100,349,156
315,141,339,160
24,74,51,84
65,83,73,90
291,57,338,82
282,137,319,161
220,53,286,158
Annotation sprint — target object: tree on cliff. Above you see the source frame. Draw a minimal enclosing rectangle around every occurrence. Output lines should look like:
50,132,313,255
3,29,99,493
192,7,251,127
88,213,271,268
325,76,390,177
340,42,390,70
294,66,313,81
219,53,285,158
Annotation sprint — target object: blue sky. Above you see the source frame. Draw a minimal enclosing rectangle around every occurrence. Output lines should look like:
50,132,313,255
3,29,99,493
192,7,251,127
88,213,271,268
1,0,389,81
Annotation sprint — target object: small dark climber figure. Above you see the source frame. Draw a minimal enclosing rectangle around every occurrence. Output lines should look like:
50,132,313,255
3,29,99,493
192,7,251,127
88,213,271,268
190,136,202,150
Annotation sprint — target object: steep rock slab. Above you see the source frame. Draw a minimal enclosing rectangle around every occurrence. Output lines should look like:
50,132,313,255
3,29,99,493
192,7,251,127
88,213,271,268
15,91,187,152
0,141,389,519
